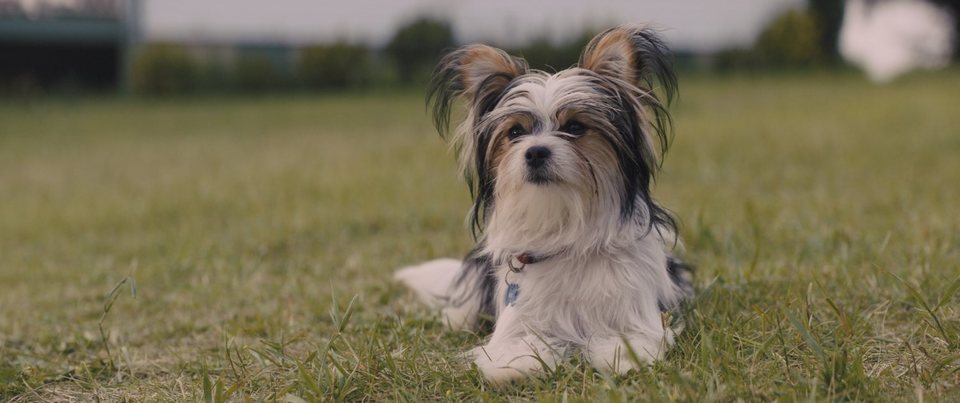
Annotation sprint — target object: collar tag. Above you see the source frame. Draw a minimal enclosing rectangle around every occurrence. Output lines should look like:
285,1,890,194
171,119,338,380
504,283,520,306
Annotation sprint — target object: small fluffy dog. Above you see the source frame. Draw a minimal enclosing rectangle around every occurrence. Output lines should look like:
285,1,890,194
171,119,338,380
395,25,694,384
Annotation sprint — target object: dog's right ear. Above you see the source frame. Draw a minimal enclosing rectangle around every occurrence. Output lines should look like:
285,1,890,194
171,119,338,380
579,25,677,105
428,45,528,137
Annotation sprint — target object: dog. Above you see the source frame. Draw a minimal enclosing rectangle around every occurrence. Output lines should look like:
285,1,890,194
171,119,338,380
395,25,694,384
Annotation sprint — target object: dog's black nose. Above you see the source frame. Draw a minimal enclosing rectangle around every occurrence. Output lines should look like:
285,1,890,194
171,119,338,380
525,146,551,168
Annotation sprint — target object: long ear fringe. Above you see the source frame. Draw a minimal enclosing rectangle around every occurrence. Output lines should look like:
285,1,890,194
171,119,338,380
629,28,680,239
629,28,678,106
630,27,678,162
580,25,680,237
426,45,528,238
426,48,465,140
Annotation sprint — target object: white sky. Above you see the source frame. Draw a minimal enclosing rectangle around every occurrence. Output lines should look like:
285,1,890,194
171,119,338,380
141,0,806,52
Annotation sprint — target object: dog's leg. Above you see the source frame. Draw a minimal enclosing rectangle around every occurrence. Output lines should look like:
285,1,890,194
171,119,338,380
585,331,673,375
472,307,563,384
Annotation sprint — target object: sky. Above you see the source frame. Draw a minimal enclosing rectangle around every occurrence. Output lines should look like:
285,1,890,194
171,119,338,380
140,0,806,52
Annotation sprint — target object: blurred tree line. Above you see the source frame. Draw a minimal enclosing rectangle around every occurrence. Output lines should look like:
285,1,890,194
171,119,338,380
131,41,377,95
131,17,454,95
131,16,602,95
129,2,956,95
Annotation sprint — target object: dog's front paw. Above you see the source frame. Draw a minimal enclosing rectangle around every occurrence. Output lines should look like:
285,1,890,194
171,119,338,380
586,334,667,375
472,339,560,384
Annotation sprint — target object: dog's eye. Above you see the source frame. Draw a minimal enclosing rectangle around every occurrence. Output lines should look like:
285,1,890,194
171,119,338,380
508,124,527,140
561,121,587,136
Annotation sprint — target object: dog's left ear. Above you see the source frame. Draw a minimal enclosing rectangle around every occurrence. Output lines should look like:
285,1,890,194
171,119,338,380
579,25,678,105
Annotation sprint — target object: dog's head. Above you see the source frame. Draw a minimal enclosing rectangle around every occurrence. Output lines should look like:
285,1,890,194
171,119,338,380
429,25,677,256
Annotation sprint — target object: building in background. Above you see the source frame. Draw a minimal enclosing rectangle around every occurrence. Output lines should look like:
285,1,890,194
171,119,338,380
0,0,303,93
0,0,141,92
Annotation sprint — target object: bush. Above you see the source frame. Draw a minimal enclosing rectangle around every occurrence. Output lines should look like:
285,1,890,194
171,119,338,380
131,43,198,95
385,17,455,83
234,53,284,92
712,47,764,72
193,59,232,93
299,42,371,90
754,9,823,68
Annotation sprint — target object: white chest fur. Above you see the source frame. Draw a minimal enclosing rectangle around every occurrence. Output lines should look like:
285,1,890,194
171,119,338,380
493,234,675,347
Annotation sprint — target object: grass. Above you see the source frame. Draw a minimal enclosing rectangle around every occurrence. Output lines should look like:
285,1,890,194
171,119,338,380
1,70,959,401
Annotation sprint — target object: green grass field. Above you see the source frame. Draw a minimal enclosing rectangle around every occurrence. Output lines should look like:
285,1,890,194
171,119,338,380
2,71,959,401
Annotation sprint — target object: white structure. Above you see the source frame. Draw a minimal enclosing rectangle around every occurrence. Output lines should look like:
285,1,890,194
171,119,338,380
840,0,955,83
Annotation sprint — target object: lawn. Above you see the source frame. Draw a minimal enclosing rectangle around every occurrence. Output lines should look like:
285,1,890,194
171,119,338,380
1,71,959,401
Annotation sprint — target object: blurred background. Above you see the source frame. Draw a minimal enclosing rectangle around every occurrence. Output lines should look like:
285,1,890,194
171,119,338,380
2,1,960,400
1,0,957,95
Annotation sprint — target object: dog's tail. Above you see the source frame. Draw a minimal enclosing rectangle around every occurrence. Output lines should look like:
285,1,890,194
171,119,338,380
393,248,497,331
393,258,462,308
